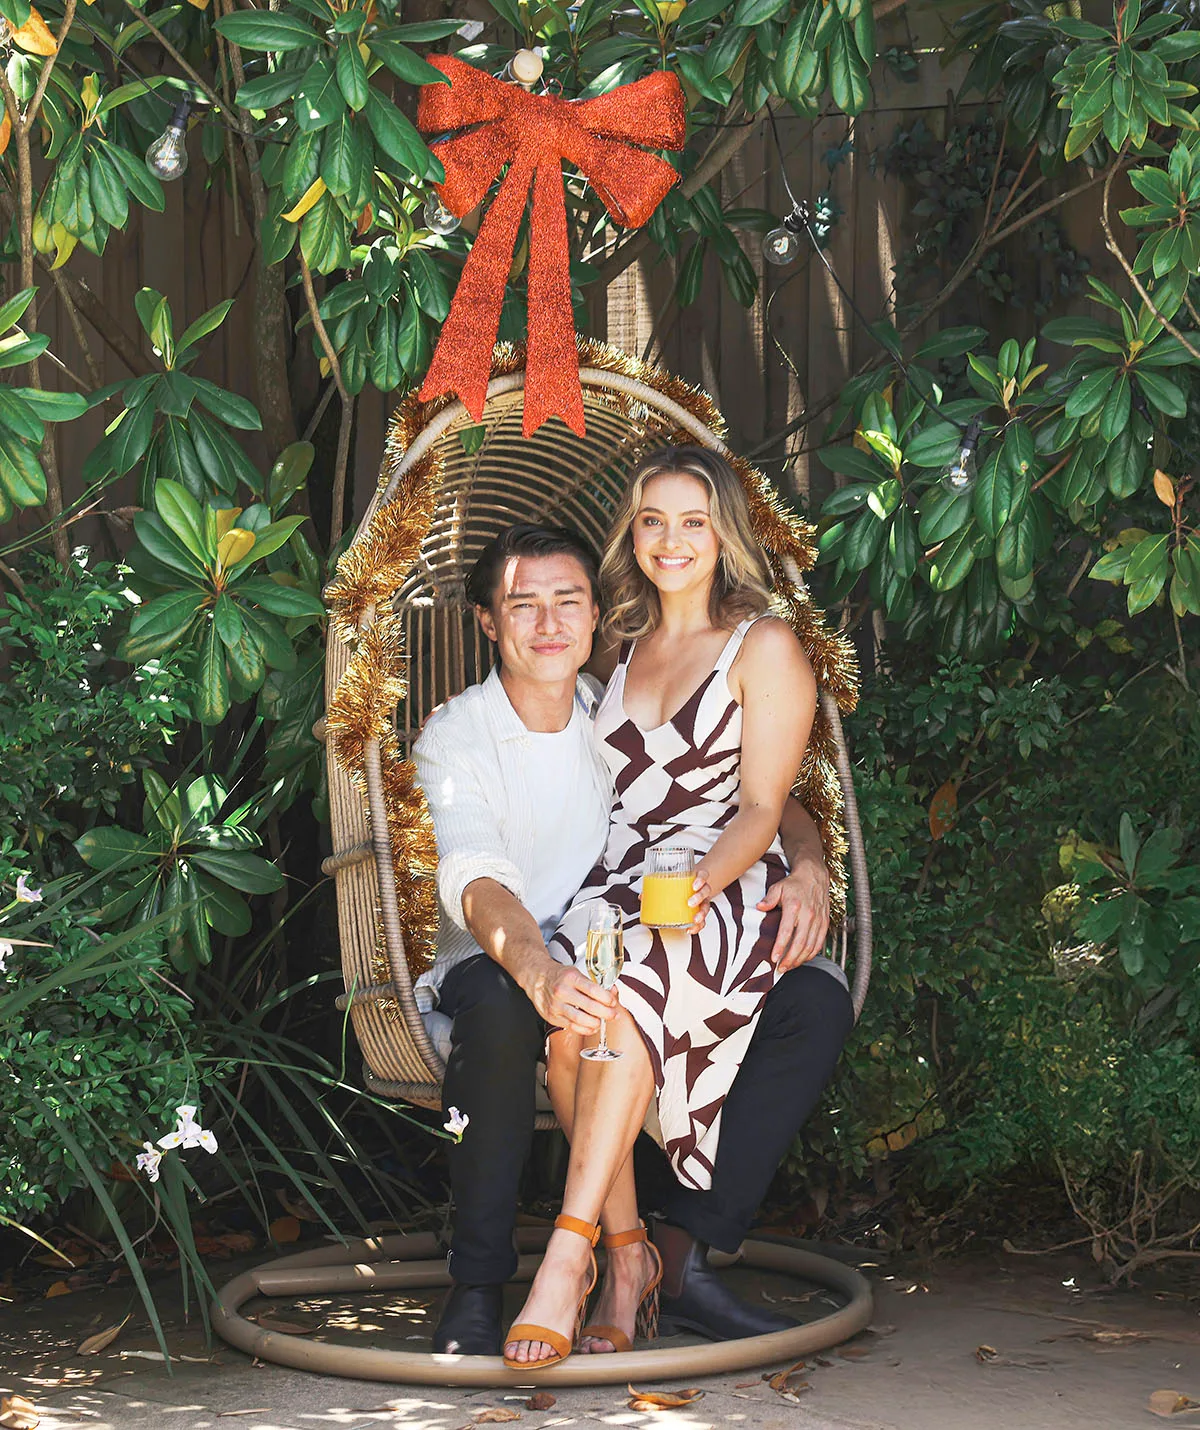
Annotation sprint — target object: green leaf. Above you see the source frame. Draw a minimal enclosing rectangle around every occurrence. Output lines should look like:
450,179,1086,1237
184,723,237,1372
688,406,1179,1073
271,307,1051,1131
905,421,964,469
237,575,326,617
1134,367,1187,418
74,826,158,872
973,451,1015,538
363,90,441,183
912,326,989,361
336,37,369,110
189,848,284,894
0,387,44,443
229,515,307,572
175,299,235,360
235,68,306,110
12,387,86,421
406,248,450,321
195,620,230,725
96,139,166,213
1065,366,1116,419
267,441,315,510
299,192,351,274
215,10,319,51
928,520,979,592
0,431,47,508
295,57,345,133
240,607,297,671
214,592,245,646
918,487,971,545
154,478,209,560
369,32,448,87
132,510,209,580
191,377,263,431
118,590,207,662
0,286,36,335
1089,547,1133,583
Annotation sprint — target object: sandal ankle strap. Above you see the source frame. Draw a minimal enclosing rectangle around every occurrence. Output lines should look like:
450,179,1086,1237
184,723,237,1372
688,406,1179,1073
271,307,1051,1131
555,1213,602,1246
602,1225,648,1249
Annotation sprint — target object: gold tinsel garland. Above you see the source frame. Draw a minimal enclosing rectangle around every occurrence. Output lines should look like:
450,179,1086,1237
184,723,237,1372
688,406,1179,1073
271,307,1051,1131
325,338,861,1008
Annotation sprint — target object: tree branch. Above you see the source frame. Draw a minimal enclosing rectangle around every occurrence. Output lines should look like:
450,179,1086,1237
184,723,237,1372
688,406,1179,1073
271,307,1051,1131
1100,158,1200,364
20,0,76,136
299,252,351,547
114,0,227,115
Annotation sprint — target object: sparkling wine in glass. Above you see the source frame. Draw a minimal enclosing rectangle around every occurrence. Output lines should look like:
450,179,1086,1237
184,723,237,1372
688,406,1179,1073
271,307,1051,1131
581,902,624,1063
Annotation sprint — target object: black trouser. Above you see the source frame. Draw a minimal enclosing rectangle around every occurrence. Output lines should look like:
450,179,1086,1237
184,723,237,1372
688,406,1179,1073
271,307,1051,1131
436,954,853,1284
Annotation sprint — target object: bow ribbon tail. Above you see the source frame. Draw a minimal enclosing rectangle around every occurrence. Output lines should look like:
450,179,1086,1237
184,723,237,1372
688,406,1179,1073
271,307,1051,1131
522,158,585,438
418,154,535,421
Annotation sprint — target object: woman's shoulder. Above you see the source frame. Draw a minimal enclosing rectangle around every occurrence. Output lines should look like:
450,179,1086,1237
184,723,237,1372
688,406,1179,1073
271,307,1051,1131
736,616,815,688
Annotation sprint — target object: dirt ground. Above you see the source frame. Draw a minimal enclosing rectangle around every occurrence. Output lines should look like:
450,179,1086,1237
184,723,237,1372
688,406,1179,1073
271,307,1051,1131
3,1244,1200,1430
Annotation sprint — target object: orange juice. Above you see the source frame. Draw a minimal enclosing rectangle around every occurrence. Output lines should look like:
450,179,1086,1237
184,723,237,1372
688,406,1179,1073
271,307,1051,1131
640,872,694,928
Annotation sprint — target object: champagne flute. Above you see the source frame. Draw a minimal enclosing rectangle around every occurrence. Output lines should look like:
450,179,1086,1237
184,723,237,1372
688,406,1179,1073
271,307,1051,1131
581,902,624,1063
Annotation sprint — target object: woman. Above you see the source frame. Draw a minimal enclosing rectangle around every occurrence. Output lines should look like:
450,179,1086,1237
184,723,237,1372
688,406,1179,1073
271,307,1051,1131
503,447,817,1368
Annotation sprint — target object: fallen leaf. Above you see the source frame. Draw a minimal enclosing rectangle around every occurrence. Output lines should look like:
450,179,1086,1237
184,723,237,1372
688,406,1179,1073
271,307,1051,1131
768,1362,811,1402
252,1313,320,1335
77,1313,131,1355
472,1412,522,1424
734,1380,759,1389
814,1356,834,1367
268,1215,301,1245
1149,1390,1200,1418
118,1350,210,1362
626,1386,704,1410
976,1345,998,1363
45,1281,72,1298
838,1344,871,1360
525,1394,556,1411
217,1232,257,1254
0,1396,39,1430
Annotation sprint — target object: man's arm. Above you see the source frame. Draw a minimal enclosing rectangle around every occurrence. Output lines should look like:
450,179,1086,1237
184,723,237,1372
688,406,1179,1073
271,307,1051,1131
761,798,831,972
460,878,615,1035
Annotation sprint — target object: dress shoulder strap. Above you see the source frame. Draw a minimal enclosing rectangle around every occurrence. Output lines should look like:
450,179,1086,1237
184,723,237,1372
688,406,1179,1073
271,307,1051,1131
714,616,763,674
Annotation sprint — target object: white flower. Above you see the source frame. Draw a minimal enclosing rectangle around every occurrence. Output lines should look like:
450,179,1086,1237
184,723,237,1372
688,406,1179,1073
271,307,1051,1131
135,1142,163,1183
443,1107,469,1141
15,875,42,903
157,1104,218,1154
0,939,11,973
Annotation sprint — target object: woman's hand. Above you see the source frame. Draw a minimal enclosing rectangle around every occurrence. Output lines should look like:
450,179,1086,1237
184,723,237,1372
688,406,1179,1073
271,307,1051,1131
686,864,714,935
758,855,830,973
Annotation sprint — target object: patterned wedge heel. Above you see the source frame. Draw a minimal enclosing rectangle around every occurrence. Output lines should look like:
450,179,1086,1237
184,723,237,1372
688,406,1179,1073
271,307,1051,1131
580,1224,663,1353
502,1214,601,1370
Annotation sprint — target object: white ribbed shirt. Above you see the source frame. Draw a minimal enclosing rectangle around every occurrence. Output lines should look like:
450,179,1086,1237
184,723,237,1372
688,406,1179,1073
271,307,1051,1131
411,667,611,1010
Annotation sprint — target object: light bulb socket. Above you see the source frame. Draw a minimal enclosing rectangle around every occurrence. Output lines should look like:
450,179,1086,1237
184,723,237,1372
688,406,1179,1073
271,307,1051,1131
167,98,191,131
780,200,810,236
959,417,983,454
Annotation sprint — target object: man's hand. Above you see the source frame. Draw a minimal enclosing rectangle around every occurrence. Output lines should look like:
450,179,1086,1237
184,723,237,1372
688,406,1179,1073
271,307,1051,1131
525,958,618,1035
758,855,830,973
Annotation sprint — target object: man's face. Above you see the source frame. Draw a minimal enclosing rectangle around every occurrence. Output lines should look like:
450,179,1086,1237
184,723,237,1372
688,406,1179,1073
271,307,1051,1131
477,552,599,686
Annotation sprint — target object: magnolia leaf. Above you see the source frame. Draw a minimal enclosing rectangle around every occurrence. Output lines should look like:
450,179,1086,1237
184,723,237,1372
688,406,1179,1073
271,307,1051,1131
78,1314,132,1355
0,1396,39,1430
472,1412,522,1424
1153,469,1177,507
1148,1389,1200,1417
282,176,327,224
217,528,256,567
11,7,56,54
626,1387,704,1410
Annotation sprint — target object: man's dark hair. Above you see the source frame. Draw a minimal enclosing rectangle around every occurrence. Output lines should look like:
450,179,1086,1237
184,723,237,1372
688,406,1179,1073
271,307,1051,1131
465,523,601,609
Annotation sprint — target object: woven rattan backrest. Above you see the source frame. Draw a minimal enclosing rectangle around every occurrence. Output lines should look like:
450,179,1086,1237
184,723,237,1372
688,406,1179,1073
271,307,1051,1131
392,387,685,747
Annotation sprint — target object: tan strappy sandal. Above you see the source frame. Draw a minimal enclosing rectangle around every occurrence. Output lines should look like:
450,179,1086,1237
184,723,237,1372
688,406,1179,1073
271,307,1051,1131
580,1224,663,1353
502,1213,601,1370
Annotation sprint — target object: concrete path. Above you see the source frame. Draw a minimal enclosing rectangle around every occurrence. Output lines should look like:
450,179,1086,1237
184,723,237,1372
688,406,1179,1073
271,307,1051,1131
4,1250,1200,1430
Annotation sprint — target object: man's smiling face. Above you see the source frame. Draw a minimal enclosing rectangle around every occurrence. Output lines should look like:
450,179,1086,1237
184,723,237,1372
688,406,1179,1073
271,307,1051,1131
476,552,599,686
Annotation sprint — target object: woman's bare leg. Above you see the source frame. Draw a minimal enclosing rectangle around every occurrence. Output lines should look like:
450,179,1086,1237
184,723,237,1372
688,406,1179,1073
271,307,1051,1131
542,1025,658,1355
504,1008,653,1364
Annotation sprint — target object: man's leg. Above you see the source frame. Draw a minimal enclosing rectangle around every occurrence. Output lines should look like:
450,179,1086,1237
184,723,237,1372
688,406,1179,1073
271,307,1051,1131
656,964,854,1339
433,954,544,1352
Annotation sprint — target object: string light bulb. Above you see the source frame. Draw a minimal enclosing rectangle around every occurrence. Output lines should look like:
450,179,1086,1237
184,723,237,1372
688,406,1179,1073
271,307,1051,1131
942,418,983,493
423,195,460,235
503,48,544,88
763,205,805,266
145,99,191,181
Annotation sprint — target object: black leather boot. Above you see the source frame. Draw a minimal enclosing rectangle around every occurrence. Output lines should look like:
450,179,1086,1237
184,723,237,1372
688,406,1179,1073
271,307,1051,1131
431,1282,504,1355
652,1221,794,1340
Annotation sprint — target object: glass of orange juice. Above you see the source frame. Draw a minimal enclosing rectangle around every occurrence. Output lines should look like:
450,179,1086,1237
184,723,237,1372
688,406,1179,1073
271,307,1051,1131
640,846,696,929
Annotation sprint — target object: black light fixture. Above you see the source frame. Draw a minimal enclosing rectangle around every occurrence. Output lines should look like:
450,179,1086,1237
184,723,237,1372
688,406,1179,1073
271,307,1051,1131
145,98,191,181
942,417,982,493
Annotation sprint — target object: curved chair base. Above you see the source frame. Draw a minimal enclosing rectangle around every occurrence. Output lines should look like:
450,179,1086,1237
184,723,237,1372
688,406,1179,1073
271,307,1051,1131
212,1230,873,1387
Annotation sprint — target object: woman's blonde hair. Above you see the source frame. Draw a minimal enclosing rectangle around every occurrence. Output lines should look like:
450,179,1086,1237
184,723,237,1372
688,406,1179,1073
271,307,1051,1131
601,446,773,642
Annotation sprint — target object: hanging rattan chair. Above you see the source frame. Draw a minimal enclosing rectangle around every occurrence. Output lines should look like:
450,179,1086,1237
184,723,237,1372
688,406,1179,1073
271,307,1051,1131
319,340,869,1121
211,342,875,1386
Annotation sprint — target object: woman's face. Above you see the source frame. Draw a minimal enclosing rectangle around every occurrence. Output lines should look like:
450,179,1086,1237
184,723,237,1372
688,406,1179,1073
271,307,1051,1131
631,471,720,598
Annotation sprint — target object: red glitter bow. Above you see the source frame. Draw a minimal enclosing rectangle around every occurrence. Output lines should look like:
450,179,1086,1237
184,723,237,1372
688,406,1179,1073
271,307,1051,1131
416,56,686,436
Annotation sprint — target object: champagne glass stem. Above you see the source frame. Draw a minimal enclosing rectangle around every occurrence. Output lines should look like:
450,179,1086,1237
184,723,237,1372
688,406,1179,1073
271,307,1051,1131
597,1016,610,1057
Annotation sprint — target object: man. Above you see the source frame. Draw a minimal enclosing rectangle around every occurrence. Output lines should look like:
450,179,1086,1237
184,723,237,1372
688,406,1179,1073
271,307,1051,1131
413,524,853,1356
